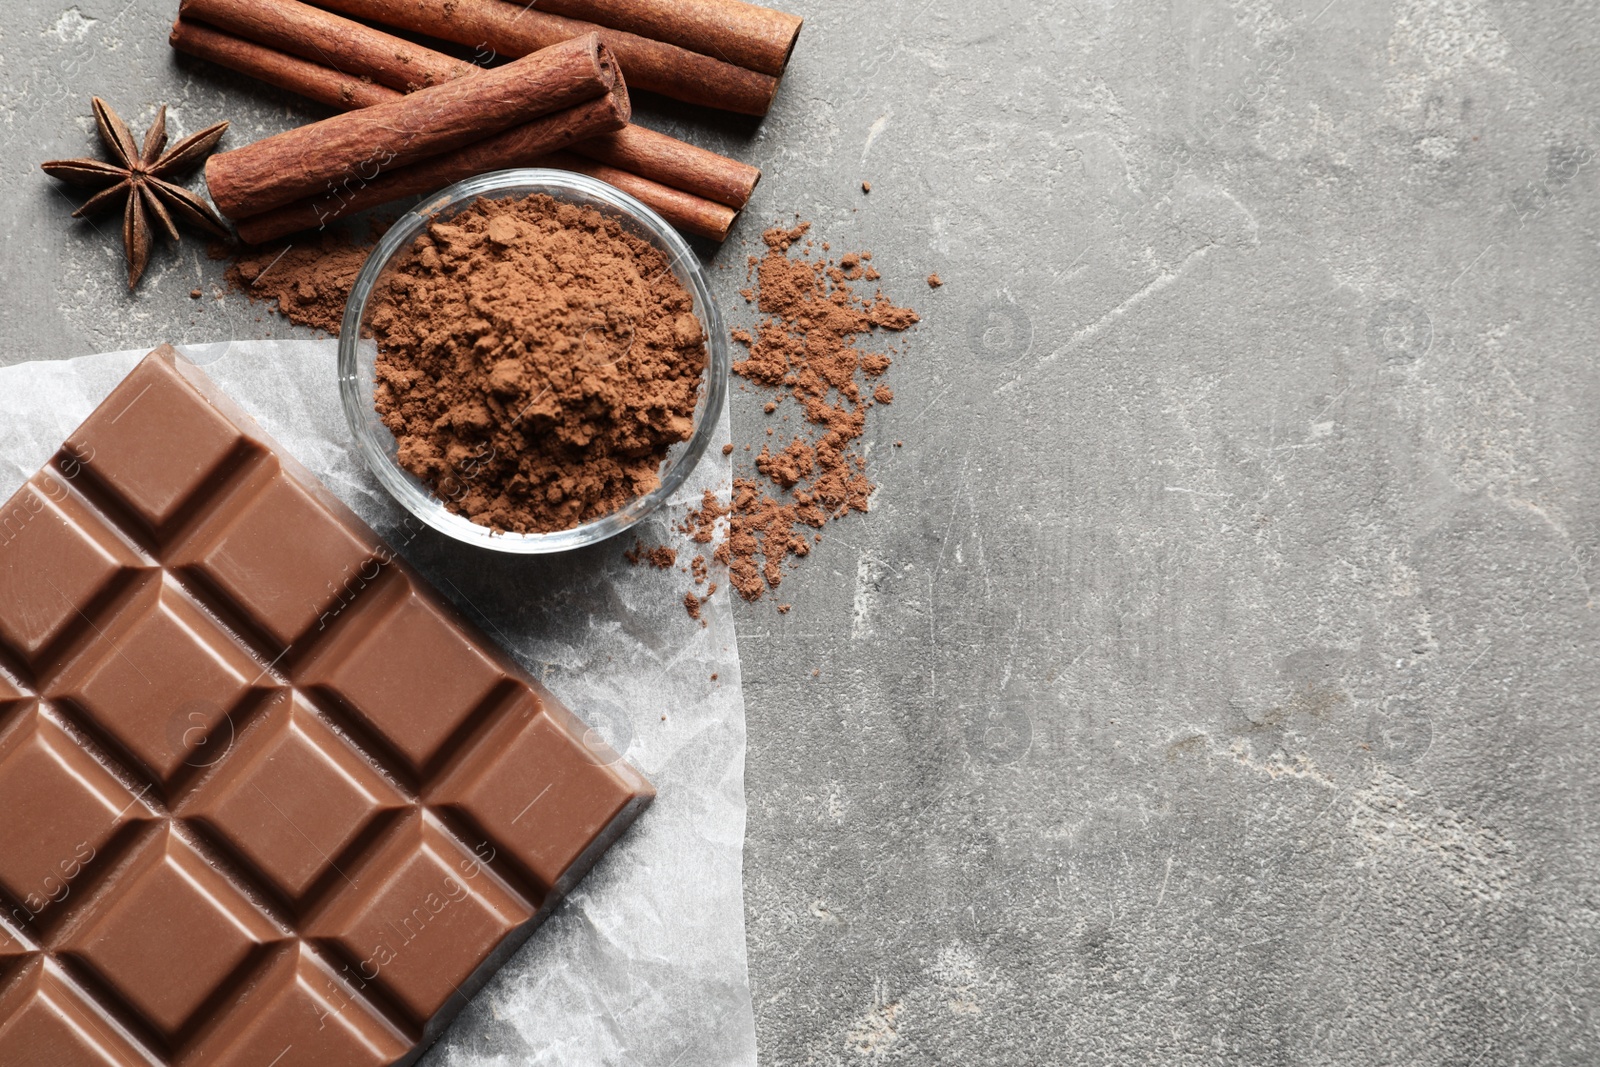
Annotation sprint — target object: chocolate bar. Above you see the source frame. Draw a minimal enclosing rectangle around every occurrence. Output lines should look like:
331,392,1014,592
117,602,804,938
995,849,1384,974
0,346,653,1065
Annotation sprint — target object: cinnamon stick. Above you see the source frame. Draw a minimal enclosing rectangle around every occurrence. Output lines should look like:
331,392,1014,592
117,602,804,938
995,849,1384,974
532,0,803,78
233,89,631,243
314,0,781,116
174,12,745,240
535,151,738,242
170,18,395,109
573,124,758,209
180,0,465,92
205,33,618,219
183,0,759,209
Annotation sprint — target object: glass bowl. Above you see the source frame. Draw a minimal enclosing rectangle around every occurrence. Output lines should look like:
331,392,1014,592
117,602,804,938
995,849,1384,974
337,169,728,554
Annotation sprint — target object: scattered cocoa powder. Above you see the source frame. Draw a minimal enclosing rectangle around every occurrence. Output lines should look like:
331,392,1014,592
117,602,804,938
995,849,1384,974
624,541,677,568
225,227,379,335
683,587,716,624
678,221,918,607
370,194,706,534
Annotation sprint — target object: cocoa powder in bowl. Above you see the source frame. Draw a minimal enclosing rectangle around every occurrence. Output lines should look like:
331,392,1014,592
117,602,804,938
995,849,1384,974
368,193,707,534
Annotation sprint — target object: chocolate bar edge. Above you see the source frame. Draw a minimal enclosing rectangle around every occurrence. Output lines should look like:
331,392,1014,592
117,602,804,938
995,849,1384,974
3,345,657,1065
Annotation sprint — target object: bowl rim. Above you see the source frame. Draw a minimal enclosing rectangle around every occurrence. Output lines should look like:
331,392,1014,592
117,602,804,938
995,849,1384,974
336,168,728,555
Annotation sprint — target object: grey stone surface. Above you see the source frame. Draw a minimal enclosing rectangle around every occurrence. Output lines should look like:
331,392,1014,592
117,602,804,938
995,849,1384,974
5,0,1600,1063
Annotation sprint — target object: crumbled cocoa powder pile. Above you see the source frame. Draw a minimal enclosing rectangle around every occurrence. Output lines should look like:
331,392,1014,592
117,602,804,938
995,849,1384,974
370,194,706,533
676,221,918,607
625,541,677,568
224,228,378,335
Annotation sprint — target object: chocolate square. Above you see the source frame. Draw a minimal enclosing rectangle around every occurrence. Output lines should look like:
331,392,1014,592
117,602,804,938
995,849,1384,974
179,692,406,902
0,473,143,666
0,706,145,922
55,827,280,1036
171,461,380,650
297,580,506,776
432,693,648,893
65,354,258,535
306,812,534,1021
183,943,409,1067
0,959,152,1066
51,578,266,785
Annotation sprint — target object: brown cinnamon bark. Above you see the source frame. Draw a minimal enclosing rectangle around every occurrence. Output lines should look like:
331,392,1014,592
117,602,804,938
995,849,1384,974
174,12,745,240
573,125,758,209
170,18,396,109
535,151,738,242
533,0,803,78
234,89,631,244
316,0,781,115
205,33,618,219
182,2,759,210
179,0,465,92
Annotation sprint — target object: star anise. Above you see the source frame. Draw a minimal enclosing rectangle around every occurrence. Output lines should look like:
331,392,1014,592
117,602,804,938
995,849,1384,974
42,97,230,290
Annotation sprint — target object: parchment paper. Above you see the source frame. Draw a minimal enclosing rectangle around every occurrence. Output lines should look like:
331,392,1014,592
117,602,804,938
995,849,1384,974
0,340,757,1067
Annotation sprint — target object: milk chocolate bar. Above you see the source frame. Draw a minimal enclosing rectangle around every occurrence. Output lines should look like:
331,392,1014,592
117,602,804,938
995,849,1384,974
0,346,653,1065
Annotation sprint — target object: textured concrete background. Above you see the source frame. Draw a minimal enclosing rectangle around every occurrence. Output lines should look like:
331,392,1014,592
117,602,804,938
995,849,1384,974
6,0,1600,1063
